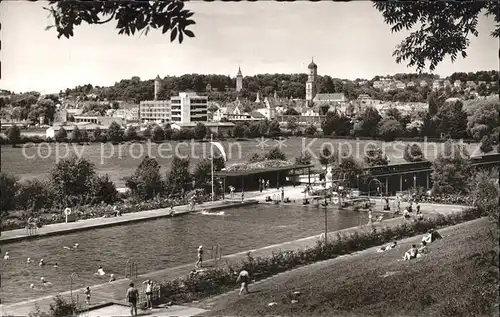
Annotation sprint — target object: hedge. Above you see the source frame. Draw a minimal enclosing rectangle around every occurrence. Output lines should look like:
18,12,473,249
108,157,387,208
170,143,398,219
148,207,486,305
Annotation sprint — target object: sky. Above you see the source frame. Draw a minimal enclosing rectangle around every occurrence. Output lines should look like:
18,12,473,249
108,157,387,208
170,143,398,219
1,1,498,94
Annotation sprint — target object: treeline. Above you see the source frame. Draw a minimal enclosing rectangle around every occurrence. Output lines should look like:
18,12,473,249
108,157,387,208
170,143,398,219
61,70,498,104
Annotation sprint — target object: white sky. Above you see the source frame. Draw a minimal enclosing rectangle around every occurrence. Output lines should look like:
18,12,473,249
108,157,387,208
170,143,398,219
1,1,498,93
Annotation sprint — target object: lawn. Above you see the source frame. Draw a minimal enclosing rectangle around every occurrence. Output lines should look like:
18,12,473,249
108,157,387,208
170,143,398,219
1,138,481,188
197,217,499,317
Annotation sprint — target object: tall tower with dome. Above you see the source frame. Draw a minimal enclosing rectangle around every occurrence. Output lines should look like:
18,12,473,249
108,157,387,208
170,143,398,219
236,66,243,92
305,58,319,103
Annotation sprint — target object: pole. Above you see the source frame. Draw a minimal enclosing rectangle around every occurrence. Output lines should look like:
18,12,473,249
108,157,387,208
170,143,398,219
211,133,214,201
324,165,328,243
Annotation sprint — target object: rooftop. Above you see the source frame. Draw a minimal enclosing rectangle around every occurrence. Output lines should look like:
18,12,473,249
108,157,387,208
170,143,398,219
214,164,314,177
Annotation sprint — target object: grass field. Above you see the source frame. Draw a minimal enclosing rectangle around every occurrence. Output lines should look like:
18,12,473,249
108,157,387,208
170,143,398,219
1,138,482,188
198,217,499,317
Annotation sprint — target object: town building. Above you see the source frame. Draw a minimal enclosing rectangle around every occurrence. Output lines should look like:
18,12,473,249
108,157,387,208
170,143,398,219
432,80,442,90
139,100,171,123
407,81,416,87
171,121,235,135
453,80,463,89
154,75,162,100
170,92,208,124
419,80,428,87
45,122,125,138
395,81,406,90
73,115,124,126
305,58,320,103
236,67,243,92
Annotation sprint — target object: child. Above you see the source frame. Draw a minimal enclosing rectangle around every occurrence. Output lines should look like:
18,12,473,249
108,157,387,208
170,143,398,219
84,286,91,305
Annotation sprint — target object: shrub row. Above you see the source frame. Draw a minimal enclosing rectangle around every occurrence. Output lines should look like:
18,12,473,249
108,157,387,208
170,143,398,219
151,207,485,305
1,193,211,231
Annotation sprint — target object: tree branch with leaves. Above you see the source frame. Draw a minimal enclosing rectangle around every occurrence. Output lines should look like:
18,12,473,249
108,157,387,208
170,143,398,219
41,0,196,43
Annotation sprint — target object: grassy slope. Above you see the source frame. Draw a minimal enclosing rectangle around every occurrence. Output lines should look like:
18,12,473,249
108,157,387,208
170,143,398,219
198,217,499,317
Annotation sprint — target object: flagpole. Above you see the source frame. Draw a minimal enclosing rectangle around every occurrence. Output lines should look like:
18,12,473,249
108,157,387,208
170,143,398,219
211,133,214,201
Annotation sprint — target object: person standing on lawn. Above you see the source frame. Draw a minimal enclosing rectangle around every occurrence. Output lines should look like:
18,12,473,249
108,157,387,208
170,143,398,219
143,280,153,310
196,245,204,268
126,282,139,316
237,269,250,295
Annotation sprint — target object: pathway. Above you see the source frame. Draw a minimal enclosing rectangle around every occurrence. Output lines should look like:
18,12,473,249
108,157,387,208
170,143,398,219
0,202,465,316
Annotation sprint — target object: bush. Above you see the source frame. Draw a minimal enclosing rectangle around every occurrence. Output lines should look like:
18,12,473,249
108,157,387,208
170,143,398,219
16,179,53,211
7,125,21,147
403,143,425,162
0,173,19,216
155,207,485,304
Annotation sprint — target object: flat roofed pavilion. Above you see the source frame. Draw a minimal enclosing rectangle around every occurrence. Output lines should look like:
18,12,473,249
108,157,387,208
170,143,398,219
213,164,314,195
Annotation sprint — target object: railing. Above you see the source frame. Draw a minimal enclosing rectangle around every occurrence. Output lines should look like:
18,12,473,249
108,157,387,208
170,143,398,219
137,286,161,307
125,260,138,279
211,244,223,268
26,223,37,236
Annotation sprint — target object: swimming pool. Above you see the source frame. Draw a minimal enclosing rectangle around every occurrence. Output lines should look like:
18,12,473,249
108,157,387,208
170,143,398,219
1,204,377,303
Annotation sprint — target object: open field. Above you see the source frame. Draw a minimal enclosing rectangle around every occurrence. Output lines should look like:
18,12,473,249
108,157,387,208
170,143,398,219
197,217,499,317
1,138,481,187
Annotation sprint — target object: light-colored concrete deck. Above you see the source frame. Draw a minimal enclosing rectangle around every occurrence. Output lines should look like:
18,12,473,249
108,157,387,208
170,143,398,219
0,201,466,316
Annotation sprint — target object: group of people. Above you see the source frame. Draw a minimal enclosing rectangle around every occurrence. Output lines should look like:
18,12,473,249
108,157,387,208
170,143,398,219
376,229,442,262
259,179,271,193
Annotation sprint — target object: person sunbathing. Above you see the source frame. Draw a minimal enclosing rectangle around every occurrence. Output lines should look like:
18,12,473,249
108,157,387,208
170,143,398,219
402,244,418,261
377,241,397,253
416,241,428,258
422,229,443,244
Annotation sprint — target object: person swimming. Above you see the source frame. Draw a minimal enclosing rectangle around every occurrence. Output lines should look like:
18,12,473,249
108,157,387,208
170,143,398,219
27,257,32,264
39,259,45,267
53,263,59,268
30,283,35,289
73,243,79,249
3,252,10,260
40,277,52,286
109,274,116,282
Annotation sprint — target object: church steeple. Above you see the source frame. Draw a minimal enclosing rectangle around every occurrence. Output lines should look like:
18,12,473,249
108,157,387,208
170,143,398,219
308,57,317,69
236,66,243,92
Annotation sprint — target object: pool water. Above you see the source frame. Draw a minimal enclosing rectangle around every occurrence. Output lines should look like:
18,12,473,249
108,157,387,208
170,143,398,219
1,204,381,303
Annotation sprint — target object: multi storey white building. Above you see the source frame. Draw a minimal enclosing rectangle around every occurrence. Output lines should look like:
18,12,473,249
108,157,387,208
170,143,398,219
139,100,171,123
170,92,208,124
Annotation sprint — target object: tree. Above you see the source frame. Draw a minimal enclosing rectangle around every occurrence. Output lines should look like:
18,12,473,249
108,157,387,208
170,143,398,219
233,122,246,138
124,126,138,141
268,119,282,137
431,140,471,195
384,107,402,121
152,126,165,142
6,125,21,147
286,116,299,135
265,147,287,161
480,135,494,153
69,126,82,143
16,179,53,211
403,143,425,162
378,118,404,141
305,124,316,136
107,121,124,143
163,124,173,140
193,157,224,186
44,0,196,44
126,156,164,200
470,169,500,214
166,156,191,195
375,2,499,71
92,126,104,142
194,122,208,140
0,173,19,214
142,126,152,140
433,100,468,139
364,146,389,166
353,107,381,138
319,145,337,167
90,174,118,204
338,153,366,184
54,127,67,142
49,156,98,206
295,152,312,166
466,97,500,141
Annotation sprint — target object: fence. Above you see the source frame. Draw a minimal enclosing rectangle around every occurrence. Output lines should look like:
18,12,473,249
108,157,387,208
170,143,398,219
211,244,223,267
125,259,138,279
137,286,162,307
25,224,37,236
